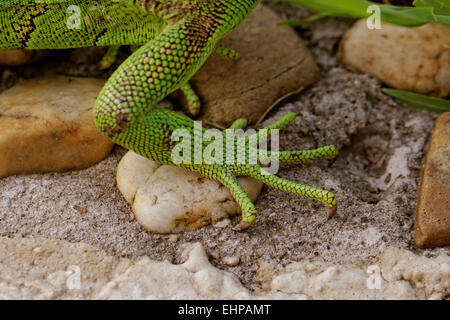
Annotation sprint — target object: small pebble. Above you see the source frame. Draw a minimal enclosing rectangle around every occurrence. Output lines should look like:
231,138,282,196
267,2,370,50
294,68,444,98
213,218,231,228
168,235,178,243
223,256,240,267
209,250,220,260
32,247,42,254
73,205,86,215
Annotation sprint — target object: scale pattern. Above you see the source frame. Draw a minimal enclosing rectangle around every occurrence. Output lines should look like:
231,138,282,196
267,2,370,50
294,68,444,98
0,0,338,230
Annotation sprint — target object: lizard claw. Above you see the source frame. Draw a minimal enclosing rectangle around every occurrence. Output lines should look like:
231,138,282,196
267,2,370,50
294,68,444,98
233,221,252,232
328,205,337,219
328,156,337,167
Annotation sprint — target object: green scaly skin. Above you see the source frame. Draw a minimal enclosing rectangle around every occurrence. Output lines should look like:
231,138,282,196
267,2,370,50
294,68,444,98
0,0,338,231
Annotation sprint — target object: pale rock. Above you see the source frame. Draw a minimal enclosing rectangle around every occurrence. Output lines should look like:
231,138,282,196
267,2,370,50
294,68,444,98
115,151,160,204
0,76,114,177
379,247,450,298
0,237,132,299
0,237,448,299
116,151,263,234
339,20,450,97
271,263,386,299
0,237,265,299
96,242,300,300
268,247,449,299
212,218,231,228
371,146,411,192
361,226,382,246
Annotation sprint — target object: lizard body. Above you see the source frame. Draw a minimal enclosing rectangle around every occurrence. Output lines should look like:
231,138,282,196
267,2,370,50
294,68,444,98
0,0,338,230
0,0,165,49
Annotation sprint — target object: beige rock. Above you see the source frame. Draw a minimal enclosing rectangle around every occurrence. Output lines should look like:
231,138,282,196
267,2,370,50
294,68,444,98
0,76,114,177
268,247,449,300
0,50,48,66
338,20,450,97
415,112,450,248
116,151,264,234
379,247,450,299
0,237,306,300
1,237,447,299
171,5,319,127
0,237,132,299
96,243,263,300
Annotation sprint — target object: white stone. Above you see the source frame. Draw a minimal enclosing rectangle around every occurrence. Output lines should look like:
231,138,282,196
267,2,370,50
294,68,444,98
268,247,449,299
116,151,263,234
223,256,240,267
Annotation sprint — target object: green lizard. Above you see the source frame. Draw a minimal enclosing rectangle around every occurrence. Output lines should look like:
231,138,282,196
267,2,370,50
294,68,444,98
0,0,338,230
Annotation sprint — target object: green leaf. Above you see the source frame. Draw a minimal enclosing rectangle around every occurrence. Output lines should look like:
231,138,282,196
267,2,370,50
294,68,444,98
414,0,450,23
414,0,450,15
283,12,332,26
435,14,450,23
284,0,450,26
285,0,376,17
378,6,435,25
383,89,450,113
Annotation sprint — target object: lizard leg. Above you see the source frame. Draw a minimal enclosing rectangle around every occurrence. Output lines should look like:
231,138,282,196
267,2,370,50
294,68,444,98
98,45,121,70
214,46,240,60
180,82,201,117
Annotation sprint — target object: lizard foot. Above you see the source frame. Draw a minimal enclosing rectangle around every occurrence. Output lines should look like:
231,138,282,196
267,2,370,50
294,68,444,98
209,112,339,231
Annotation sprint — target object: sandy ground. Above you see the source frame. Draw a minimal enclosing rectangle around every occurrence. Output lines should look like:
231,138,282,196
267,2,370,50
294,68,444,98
0,3,448,292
